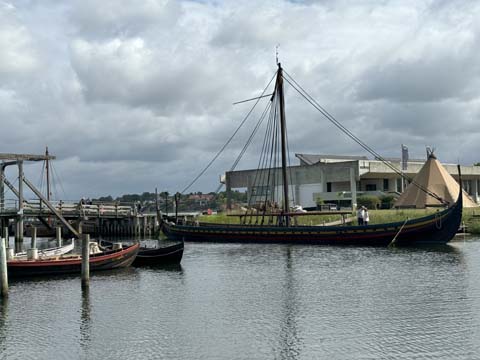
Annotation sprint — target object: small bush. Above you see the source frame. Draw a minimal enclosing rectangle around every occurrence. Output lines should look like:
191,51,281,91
379,195,396,209
357,195,381,209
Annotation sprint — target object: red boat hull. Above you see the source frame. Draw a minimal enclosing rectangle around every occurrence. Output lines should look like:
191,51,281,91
7,243,140,278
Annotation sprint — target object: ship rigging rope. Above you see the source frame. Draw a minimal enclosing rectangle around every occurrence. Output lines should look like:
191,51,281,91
38,161,46,196
214,99,273,194
248,95,278,223
282,70,448,206
181,71,277,195
49,162,66,200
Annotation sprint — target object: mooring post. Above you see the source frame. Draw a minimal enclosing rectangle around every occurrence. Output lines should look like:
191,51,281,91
0,165,5,212
81,234,90,289
0,236,8,298
3,227,8,248
56,226,62,246
16,161,24,253
135,217,139,237
31,226,37,249
27,225,38,260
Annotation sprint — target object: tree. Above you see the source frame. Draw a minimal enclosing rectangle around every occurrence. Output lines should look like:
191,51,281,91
315,196,325,207
379,195,396,209
357,195,381,209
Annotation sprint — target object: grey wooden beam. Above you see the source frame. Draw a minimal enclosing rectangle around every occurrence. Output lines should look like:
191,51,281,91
22,177,80,238
0,153,56,161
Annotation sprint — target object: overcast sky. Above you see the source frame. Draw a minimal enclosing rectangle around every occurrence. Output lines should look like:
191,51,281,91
1,0,480,200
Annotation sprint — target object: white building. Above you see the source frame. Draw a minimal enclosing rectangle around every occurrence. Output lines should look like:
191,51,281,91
223,154,480,209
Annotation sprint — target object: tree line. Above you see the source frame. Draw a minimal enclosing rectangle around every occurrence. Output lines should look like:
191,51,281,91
93,190,247,212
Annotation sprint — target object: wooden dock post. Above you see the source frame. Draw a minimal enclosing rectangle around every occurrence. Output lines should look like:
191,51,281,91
31,226,37,249
143,216,147,236
16,161,24,253
78,220,83,235
81,234,90,289
56,226,62,246
2,227,7,248
14,220,21,253
0,236,8,297
27,226,38,260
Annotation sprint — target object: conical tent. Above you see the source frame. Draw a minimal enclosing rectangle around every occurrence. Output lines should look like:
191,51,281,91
394,154,478,208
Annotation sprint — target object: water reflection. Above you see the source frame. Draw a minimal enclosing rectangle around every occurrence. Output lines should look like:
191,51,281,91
80,288,92,351
0,298,8,354
142,263,184,272
277,246,301,360
0,240,479,359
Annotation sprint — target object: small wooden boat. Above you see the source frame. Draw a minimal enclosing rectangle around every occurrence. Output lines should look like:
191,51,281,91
14,240,75,260
7,242,139,278
132,241,184,266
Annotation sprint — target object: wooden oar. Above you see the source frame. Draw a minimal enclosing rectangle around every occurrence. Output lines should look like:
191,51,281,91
389,218,409,247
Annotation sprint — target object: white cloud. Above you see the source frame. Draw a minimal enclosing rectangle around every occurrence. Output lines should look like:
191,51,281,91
0,3,39,76
1,0,480,198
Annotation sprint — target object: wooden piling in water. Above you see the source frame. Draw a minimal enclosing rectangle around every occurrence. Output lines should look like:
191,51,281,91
56,226,62,246
0,237,8,297
16,161,24,254
2,227,7,248
31,226,37,249
78,220,83,235
81,234,90,289
14,219,22,253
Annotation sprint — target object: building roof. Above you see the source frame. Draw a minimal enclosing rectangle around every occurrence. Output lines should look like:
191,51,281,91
376,156,426,163
295,153,368,165
394,155,477,208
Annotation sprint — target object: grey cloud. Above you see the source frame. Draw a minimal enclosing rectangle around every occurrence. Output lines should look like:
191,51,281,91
355,55,480,103
2,0,480,199
68,0,182,39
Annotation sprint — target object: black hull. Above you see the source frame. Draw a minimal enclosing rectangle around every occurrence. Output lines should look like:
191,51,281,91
7,243,140,278
132,242,184,266
163,189,462,247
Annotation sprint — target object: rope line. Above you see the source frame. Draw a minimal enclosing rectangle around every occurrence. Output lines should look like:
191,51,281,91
282,70,448,206
181,71,277,194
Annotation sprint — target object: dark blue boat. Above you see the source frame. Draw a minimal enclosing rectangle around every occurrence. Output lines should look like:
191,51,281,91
132,241,184,266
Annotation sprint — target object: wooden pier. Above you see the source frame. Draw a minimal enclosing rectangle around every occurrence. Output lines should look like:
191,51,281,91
0,152,158,253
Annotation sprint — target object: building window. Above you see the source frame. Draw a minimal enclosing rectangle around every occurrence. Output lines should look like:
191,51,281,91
383,179,389,191
327,182,332,192
396,178,402,192
366,184,376,191
462,180,472,195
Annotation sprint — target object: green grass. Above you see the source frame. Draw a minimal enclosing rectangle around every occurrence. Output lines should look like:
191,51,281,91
199,207,480,234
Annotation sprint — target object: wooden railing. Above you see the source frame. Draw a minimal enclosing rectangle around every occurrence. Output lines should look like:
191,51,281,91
1,199,137,217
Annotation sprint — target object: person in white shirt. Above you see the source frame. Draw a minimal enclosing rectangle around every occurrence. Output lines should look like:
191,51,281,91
357,207,364,225
364,207,370,225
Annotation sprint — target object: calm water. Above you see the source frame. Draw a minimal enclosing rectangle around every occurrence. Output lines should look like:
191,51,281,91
1,236,480,360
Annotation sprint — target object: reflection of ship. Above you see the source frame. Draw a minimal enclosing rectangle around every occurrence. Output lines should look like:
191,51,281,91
80,288,92,350
277,247,300,360
163,64,463,246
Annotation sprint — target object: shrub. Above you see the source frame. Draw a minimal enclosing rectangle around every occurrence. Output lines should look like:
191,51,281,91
357,195,381,209
379,195,396,209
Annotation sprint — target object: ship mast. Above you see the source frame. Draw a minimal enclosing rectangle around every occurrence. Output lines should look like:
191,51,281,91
45,146,51,201
276,63,289,226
